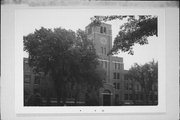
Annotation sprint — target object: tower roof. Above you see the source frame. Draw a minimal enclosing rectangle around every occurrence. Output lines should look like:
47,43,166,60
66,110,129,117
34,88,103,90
86,22,112,29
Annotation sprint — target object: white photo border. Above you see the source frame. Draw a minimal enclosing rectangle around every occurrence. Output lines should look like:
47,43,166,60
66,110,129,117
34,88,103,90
15,7,166,114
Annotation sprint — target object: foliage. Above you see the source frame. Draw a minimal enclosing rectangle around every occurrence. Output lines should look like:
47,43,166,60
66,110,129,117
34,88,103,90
127,60,158,104
23,27,103,105
90,15,157,55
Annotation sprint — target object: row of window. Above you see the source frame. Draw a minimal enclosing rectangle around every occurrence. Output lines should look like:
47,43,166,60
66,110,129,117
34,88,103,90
124,94,133,100
113,72,121,79
87,26,107,35
99,61,122,71
124,94,144,101
100,26,107,34
124,83,157,91
101,47,106,55
114,83,120,90
124,94,158,101
124,83,141,91
99,62,122,73
124,83,132,90
114,62,122,70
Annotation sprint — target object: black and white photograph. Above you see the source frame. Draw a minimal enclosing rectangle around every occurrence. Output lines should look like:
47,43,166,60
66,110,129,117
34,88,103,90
21,9,159,107
1,0,179,119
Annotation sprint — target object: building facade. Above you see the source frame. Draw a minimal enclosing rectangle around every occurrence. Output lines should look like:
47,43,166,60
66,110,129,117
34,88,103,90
24,22,158,106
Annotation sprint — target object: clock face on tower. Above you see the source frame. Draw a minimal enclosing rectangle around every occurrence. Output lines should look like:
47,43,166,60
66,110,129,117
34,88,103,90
100,37,107,45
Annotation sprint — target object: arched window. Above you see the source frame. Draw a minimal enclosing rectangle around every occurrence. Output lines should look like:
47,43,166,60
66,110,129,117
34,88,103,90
104,27,106,33
100,26,103,33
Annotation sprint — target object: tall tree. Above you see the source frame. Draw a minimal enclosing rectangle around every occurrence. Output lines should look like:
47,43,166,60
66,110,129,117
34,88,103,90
24,27,103,105
90,15,157,55
127,60,158,105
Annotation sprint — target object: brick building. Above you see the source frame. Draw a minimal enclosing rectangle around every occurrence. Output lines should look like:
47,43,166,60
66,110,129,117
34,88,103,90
24,22,157,106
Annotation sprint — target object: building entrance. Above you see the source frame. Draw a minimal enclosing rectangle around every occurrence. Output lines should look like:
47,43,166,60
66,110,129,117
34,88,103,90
103,90,111,106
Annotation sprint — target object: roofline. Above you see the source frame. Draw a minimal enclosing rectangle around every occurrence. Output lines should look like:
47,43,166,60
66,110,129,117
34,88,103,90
86,22,112,28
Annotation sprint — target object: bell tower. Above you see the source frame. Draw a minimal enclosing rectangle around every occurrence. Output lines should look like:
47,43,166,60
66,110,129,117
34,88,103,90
85,23,124,106
85,23,112,57
85,23,112,84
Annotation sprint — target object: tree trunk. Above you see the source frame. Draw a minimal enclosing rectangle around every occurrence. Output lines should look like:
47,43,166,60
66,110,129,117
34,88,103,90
151,91,155,105
142,87,148,105
132,82,136,105
46,89,50,106
144,89,149,105
75,95,78,105
62,83,67,106
57,87,61,105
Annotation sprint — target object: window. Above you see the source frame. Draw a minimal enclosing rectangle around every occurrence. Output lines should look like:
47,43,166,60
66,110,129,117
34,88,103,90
101,47,103,54
104,27,106,33
101,61,104,67
135,94,139,100
104,71,107,77
150,94,153,101
129,84,132,90
24,75,31,84
104,47,106,54
114,83,120,90
34,76,40,85
125,83,128,90
115,94,119,104
113,72,116,79
154,95,158,101
115,94,119,99
115,63,117,69
117,83,120,89
100,26,103,33
125,94,128,100
118,64,121,70
113,83,116,89
129,94,132,100
141,94,143,100
100,26,106,34
117,73,120,79
105,61,107,68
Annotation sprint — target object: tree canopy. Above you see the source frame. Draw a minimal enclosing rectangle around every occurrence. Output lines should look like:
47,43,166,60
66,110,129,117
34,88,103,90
127,60,158,104
90,15,157,55
23,27,104,105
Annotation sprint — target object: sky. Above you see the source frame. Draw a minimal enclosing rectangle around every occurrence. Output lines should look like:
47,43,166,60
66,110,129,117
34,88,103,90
17,9,159,70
